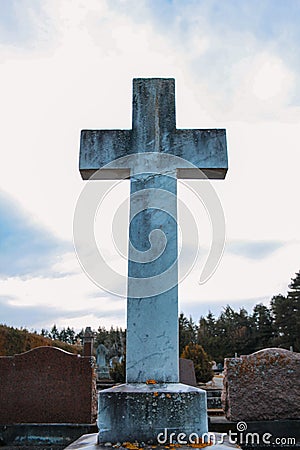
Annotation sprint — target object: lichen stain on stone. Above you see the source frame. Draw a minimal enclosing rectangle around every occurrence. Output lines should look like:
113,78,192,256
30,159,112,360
222,348,300,421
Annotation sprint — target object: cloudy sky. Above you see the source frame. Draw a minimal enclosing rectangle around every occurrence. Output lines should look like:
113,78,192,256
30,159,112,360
0,0,299,332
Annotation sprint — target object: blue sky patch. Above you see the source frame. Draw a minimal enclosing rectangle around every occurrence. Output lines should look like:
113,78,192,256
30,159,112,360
227,240,285,260
0,0,47,48
0,191,71,278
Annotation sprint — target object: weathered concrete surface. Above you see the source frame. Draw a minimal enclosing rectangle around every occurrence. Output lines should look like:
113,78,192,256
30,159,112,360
79,78,228,442
80,79,228,180
222,348,300,421
98,383,207,443
79,78,228,385
0,347,97,424
126,172,178,383
65,433,239,449
0,424,97,448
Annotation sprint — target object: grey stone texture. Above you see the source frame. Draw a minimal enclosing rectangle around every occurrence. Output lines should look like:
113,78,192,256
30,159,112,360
80,79,228,181
222,348,300,421
79,78,228,385
97,383,207,444
65,433,239,449
79,78,228,443
126,171,179,383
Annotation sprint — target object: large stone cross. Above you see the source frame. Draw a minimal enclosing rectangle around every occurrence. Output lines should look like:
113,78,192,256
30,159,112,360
79,78,227,384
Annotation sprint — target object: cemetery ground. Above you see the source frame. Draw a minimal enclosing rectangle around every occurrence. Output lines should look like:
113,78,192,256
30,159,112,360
0,258,299,448
0,327,299,449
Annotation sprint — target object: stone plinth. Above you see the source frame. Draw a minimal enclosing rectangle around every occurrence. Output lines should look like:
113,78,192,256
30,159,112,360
222,348,300,421
98,383,208,443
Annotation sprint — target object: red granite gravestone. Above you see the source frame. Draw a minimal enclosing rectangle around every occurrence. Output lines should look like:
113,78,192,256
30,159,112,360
222,348,300,421
0,346,97,424
179,358,197,387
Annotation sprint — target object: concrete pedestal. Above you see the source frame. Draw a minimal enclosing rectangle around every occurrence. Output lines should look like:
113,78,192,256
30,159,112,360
97,383,208,444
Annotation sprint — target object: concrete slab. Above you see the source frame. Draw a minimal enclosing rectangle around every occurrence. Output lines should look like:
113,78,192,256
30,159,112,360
64,433,238,449
65,433,97,449
0,424,97,448
65,433,96,450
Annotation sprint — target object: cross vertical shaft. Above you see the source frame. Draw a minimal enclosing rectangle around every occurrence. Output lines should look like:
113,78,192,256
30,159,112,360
132,78,176,153
126,79,179,383
126,171,179,383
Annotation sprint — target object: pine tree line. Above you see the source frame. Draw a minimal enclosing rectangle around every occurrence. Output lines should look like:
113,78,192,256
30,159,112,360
41,271,300,363
40,324,84,345
180,271,300,361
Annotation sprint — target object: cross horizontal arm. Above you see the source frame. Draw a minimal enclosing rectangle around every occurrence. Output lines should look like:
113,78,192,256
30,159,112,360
171,128,227,179
80,128,227,180
79,78,228,180
80,129,132,180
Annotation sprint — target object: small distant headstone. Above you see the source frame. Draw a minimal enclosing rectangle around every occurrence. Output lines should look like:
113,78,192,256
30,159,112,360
217,362,223,371
222,348,300,421
96,344,110,380
211,360,218,371
83,326,94,357
179,358,197,387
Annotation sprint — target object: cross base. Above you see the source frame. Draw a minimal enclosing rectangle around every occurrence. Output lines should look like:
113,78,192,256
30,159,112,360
97,383,208,444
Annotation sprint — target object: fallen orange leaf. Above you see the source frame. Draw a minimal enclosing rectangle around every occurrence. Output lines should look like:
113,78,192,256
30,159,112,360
146,379,157,384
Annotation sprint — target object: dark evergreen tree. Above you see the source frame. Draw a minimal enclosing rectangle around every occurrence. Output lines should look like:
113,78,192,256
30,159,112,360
181,342,213,383
59,328,68,343
58,327,76,344
271,271,300,351
179,313,197,355
40,328,49,338
66,326,76,345
252,303,274,350
50,324,59,341
287,271,300,351
197,312,223,362
205,306,255,359
75,328,85,345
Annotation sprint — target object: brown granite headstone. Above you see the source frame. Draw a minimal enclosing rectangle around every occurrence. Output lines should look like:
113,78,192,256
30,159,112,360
0,346,97,424
179,357,197,387
222,348,300,421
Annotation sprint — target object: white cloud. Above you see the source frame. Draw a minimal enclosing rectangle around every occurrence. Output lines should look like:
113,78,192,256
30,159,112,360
0,0,299,330
0,255,126,330
228,52,296,120
179,240,300,306
251,55,294,101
